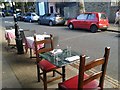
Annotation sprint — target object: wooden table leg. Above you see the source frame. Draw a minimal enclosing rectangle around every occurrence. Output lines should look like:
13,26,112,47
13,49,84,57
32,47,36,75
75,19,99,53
62,66,65,82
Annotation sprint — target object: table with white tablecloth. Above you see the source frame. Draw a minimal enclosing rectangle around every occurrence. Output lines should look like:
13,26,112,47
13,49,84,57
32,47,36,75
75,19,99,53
25,34,50,58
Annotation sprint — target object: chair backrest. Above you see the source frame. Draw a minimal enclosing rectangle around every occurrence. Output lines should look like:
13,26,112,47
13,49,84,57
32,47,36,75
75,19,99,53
34,34,54,63
78,47,110,89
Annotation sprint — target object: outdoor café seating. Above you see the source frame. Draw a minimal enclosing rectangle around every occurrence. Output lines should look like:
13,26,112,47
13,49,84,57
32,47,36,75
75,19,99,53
24,30,51,58
5,26,16,46
58,47,110,90
5,25,24,48
22,30,36,56
34,34,62,90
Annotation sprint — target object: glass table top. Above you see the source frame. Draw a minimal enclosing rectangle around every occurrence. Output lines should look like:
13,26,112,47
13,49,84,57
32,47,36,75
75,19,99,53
39,49,89,67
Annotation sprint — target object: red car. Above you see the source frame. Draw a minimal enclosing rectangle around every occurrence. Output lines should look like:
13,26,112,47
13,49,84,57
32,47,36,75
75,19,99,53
67,12,109,33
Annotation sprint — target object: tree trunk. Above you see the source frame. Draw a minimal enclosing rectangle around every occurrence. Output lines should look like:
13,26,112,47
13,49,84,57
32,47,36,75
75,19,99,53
79,0,85,13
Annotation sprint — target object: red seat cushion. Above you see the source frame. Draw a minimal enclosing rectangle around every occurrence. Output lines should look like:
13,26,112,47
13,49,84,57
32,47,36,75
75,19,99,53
38,59,57,71
58,74,99,90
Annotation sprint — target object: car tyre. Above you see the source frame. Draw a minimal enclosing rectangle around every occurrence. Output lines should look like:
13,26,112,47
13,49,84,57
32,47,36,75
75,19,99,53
49,21,53,26
29,19,32,23
90,25,98,33
24,19,26,22
69,23,74,30
38,20,41,25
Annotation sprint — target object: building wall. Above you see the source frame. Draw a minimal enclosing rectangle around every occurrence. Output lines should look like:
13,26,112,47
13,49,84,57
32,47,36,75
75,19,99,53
48,2,56,13
109,6,119,23
56,2,80,19
84,2,118,23
35,2,118,22
64,5,79,19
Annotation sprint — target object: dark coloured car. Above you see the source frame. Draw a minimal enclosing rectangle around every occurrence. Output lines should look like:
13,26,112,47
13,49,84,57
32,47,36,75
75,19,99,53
67,12,109,33
38,13,65,26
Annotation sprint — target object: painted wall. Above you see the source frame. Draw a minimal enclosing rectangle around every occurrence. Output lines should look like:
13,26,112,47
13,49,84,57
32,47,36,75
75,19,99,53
36,2,49,16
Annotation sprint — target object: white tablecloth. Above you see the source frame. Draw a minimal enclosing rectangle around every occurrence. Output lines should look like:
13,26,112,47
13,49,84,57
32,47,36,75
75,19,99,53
5,29,15,40
25,34,50,52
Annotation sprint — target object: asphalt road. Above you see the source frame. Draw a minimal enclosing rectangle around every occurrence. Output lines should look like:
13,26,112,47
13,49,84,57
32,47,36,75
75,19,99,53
1,17,119,82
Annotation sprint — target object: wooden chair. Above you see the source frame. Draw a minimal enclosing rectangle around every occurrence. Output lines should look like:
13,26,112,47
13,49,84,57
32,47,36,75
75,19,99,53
58,47,110,90
23,30,36,57
34,34,61,90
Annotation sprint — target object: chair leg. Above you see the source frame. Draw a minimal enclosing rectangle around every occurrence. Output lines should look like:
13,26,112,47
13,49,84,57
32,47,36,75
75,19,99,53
37,64,40,82
30,48,32,58
43,71,47,90
53,70,56,77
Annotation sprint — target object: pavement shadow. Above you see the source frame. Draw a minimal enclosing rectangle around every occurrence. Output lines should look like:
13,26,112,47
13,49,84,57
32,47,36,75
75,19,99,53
115,34,120,38
63,28,105,33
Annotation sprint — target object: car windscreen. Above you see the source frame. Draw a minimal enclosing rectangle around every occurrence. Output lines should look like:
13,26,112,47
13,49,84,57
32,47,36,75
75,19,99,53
26,13,31,16
43,14,51,17
54,14,61,17
32,13,36,16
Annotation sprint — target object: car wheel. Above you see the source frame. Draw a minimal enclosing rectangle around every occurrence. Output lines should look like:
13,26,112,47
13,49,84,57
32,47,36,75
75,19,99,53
29,19,32,23
38,20,41,25
69,23,74,30
49,21,53,26
24,19,26,22
17,18,20,21
90,25,98,33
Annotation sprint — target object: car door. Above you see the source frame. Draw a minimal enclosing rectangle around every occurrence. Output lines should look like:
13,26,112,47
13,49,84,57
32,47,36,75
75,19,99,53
25,13,31,21
45,14,51,24
39,14,46,24
84,13,96,29
42,14,51,24
75,14,88,29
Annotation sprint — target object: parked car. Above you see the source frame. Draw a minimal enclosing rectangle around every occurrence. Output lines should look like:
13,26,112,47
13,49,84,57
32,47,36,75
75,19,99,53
24,12,39,22
38,13,65,26
16,12,25,21
67,12,109,33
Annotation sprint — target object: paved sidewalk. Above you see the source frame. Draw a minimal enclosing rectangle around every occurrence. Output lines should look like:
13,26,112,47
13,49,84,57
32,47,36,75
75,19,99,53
1,27,22,89
1,25,119,89
107,24,120,33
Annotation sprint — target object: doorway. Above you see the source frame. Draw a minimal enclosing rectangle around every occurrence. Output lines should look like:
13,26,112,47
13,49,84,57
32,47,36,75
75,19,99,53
50,6,53,13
